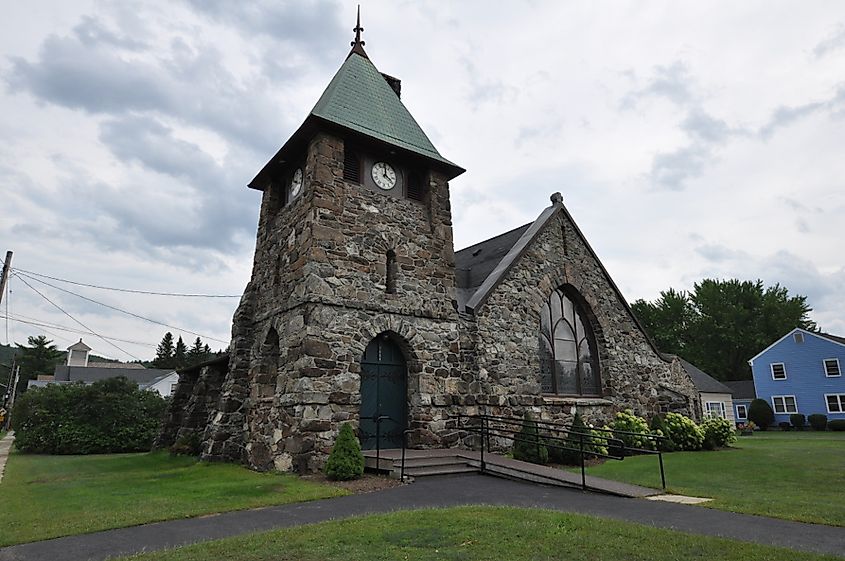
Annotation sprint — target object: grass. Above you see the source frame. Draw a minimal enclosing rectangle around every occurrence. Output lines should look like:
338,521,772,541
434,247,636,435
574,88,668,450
0,451,347,546
582,431,845,526
119,506,841,561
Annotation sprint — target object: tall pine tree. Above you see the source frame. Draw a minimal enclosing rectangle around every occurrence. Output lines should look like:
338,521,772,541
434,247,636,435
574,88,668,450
15,335,63,395
153,332,175,368
174,336,187,369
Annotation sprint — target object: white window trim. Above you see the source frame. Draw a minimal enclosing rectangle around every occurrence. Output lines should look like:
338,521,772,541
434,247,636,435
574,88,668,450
704,401,727,419
824,393,845,414
823,358,841,378
772,395,798,414
736,404,748,420
770,362,787,380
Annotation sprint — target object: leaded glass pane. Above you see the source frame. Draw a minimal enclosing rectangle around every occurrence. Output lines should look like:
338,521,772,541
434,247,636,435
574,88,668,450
555,360,578,394
554,336,577,362
540,302,552,340
540,336,554,393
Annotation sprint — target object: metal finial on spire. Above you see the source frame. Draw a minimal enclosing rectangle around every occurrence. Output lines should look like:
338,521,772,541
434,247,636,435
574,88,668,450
351,5,365,48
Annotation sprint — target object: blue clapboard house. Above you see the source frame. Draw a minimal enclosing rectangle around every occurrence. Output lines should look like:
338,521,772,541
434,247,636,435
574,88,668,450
748,328,845,424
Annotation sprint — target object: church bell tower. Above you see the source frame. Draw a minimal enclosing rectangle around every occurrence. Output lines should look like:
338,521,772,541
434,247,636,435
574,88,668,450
203,10,466,472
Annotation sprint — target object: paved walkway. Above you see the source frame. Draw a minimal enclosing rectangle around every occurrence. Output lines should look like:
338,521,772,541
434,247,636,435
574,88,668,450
0,432,13,484
1,473,842,560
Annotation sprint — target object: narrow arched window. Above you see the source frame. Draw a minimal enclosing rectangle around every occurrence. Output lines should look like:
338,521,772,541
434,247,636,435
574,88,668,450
386,249,397,293
540,287,600,395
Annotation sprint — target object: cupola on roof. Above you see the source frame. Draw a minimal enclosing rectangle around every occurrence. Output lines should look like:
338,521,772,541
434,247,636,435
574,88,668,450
249,8,464,190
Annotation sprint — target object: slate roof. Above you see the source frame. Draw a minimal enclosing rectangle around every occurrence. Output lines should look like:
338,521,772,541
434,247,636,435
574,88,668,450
678,358,733,394
250,49,464,190
53,365,176,384
724,380,756,400
455,223,531,309
311,53,458,169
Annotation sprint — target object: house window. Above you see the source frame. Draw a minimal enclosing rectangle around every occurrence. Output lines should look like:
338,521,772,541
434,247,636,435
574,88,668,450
770,363,787,380
826,394,845,414
539,286,601,396
736,404,748,420
793,332,804,344
823,358,841,377
705,401,726,419
772,395,797,414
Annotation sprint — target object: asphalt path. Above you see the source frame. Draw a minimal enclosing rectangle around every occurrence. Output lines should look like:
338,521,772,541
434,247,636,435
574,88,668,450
0,474,842,560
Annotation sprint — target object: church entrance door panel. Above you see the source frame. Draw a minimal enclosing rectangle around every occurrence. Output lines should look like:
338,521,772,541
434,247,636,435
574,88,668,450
359,336,407,450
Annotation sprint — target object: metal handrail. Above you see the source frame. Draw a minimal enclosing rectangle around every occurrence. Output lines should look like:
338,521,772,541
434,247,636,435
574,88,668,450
455,414,667,490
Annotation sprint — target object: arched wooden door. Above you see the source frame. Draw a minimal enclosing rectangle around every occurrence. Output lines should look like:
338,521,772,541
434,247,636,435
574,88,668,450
359,336,407,450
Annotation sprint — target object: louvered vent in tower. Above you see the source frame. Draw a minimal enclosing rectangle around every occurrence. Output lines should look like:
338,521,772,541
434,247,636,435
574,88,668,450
343,148,361,183
407,173,425,201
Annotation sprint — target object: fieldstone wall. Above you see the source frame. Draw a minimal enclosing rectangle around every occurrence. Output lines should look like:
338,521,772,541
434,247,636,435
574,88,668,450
466,201,697,428
198,131,464,471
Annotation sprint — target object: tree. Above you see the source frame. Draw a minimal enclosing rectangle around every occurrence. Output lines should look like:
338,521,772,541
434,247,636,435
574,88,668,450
15,335,63,395
633,279,815,380
187,337,205,363
153,332,175,368
173,336,187,369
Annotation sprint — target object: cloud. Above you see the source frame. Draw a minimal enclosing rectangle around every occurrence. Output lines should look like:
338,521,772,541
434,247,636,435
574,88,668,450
648,143,711,191
621,61,694,109
813,23,845,58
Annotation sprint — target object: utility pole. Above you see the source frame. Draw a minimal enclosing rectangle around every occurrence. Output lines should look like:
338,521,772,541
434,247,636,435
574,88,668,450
0,250,11,307
2,362,19,431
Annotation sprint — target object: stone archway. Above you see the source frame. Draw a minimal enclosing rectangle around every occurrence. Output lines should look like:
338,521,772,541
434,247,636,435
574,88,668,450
359,334,408,450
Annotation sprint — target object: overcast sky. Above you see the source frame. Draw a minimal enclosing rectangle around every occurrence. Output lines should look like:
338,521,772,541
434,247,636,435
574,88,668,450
2,1,844,362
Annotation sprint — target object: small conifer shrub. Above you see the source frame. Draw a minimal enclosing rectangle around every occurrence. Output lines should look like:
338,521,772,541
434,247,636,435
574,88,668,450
808,414,827,431
325,423,365,480
513,412,549,465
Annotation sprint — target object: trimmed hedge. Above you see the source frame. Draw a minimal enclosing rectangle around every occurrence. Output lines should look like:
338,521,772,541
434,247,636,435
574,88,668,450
808,414,828,431
748,399,775,430
790,413,806,430
828,420,845,432
12,377,167,454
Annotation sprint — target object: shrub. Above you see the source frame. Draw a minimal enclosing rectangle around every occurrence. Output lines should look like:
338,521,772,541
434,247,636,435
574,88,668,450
778,421,791,431
748,399,775,430
649,415,677,452
11,377,167,454
170,432,202,456
789,413,806,430
700,416,737,448
609,410,655,453
828,420,845,432
547,413,607,464
324,423,364,480
513,412,549,465
662,413,704,451
808,414,828,431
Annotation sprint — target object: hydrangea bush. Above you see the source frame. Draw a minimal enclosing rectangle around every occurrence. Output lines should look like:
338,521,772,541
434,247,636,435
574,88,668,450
609,410,655,451
662,412,704,451
700,416,737,447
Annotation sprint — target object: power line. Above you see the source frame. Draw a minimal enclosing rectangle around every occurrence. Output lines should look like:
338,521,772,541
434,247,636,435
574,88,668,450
14,271,230,345
13,274,141,361
3,313,157,347
13,268,241,298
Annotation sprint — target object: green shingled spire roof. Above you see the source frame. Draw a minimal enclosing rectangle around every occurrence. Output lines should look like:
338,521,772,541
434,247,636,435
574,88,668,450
310,52,460,170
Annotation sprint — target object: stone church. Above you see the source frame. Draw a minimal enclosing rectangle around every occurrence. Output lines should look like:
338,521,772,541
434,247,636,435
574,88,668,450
158,21,697,473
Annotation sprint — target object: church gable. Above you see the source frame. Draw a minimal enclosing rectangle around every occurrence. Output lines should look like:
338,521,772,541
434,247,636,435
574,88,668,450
466,193,695,421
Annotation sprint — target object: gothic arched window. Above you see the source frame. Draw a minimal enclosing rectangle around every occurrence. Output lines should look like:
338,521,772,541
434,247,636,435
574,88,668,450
539,287,601,396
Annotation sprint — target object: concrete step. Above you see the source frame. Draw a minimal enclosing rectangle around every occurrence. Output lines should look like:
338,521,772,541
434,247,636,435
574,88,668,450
393,456,467,469
402,464,479,477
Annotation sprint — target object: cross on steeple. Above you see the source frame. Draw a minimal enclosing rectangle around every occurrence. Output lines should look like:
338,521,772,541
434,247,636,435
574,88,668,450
349,5,368,58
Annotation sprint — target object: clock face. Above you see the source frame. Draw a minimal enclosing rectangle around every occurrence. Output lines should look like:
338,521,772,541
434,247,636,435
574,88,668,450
290,168,303,198
371,162,397,190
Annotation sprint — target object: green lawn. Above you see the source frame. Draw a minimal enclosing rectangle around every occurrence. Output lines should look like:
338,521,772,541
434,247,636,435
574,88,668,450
583,431,845,526
120,506,840,561
0,451,347,546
